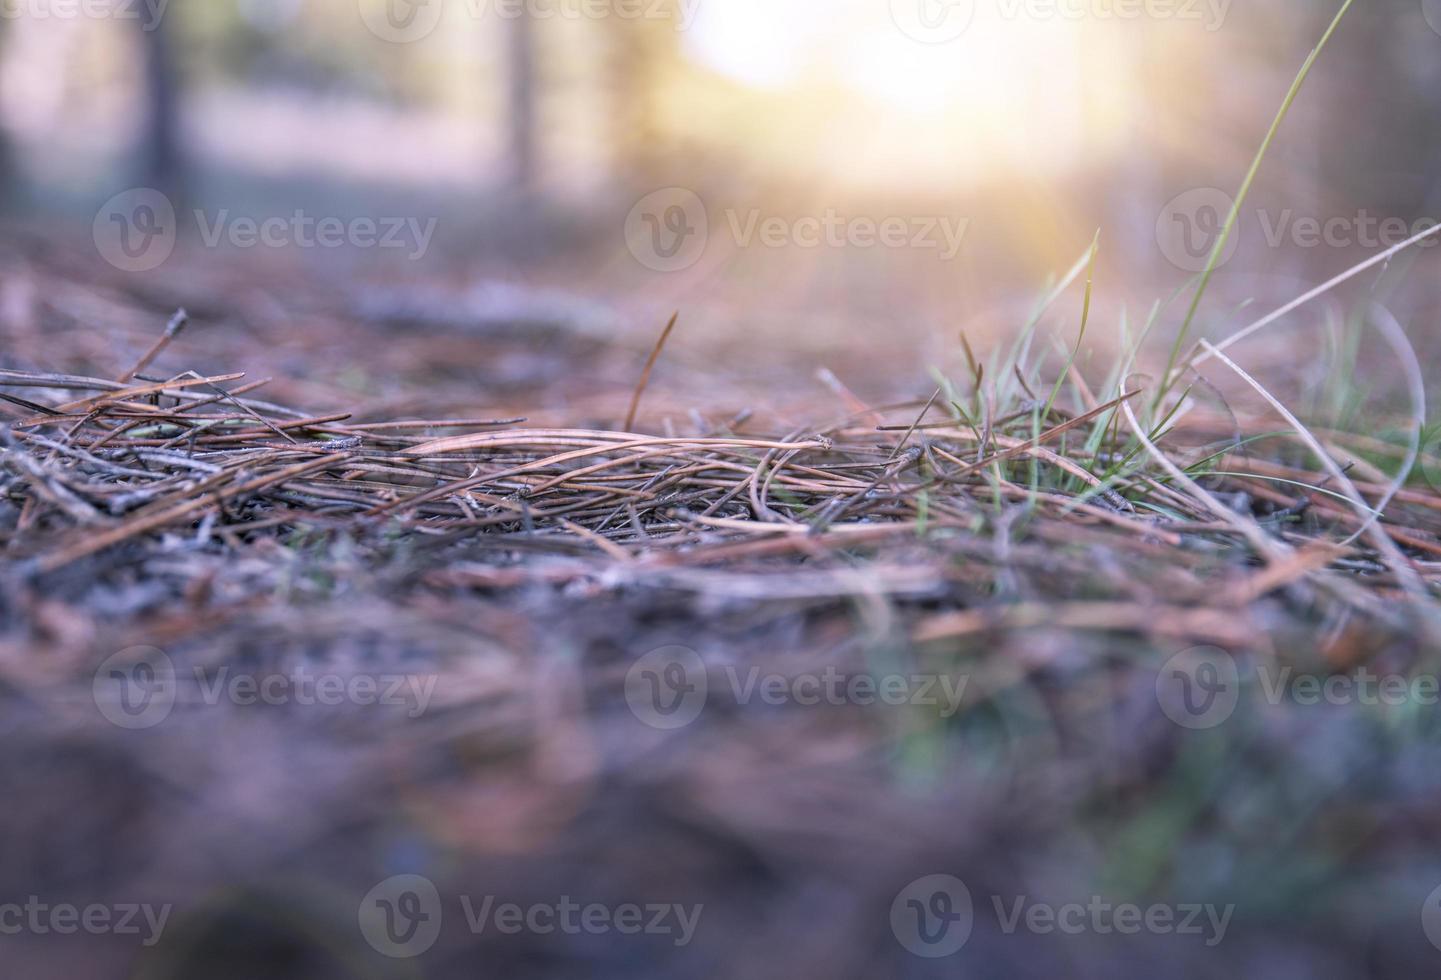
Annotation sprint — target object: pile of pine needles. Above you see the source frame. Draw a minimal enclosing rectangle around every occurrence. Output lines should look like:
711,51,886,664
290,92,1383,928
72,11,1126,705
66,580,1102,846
1,285,1437,663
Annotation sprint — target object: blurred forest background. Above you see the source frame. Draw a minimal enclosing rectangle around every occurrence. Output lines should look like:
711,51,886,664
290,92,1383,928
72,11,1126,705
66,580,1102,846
0,0,1438,365
8,8,1441,980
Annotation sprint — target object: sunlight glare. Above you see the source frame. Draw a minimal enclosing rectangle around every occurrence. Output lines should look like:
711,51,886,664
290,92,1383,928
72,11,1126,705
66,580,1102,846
687,0,1133,186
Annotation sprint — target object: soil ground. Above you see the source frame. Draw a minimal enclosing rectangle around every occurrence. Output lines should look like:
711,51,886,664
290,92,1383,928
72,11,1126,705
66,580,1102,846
2,233,1440,979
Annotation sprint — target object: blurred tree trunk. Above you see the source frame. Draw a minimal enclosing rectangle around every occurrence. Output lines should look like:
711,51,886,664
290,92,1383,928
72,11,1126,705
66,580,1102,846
605,15,678,190
505,10,537,195
0,21,12,210
139,19,184,201
1318,1,1433,215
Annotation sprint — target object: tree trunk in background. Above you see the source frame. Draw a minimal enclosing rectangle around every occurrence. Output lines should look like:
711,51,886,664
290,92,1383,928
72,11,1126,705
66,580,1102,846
606,18,649,189
0,21,12,210
1319,1,1434,216
605,15,677,191
139,19,183,201
505,10,538,195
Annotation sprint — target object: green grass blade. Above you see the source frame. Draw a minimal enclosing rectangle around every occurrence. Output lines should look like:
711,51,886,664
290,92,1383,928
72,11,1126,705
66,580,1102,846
1159,0,1356,406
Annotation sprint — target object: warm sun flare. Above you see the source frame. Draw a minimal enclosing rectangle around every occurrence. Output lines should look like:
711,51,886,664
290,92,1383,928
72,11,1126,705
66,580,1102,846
687,0,1135,186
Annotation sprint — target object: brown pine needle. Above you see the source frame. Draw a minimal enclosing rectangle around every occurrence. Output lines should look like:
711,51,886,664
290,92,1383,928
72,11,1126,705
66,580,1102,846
887,386,943,462
623,311,678,433
118,308,190,384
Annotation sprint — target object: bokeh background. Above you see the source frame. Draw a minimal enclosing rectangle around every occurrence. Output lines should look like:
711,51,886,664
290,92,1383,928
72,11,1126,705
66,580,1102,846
5,6,1441,978
0,0,1438,414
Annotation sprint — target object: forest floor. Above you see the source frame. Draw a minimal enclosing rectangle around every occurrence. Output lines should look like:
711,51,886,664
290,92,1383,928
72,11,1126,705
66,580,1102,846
2,233,1441,979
